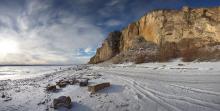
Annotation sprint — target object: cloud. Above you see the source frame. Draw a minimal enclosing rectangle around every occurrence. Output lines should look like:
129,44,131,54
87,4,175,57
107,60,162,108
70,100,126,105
106,0,120,6
105,19,123,26
98,0,127,18
84,48,95,53
0,0,104,64
75,48,95,56
1,0,215,64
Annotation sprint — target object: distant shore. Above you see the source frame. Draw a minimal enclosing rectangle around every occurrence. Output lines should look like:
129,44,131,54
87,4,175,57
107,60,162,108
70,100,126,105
0,64,77,67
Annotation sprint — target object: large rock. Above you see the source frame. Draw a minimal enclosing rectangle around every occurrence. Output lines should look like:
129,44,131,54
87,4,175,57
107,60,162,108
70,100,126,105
89,6,220,64
56,80,68,88
88,82,110,93
79,78,89,87
46,84,57,92
53,96,72,109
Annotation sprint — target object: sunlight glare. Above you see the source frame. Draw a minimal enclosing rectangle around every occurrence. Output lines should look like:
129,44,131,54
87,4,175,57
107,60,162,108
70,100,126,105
0,39,20,55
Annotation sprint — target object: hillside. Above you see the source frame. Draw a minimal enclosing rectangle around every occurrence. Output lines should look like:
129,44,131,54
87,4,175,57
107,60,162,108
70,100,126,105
89,6,220,64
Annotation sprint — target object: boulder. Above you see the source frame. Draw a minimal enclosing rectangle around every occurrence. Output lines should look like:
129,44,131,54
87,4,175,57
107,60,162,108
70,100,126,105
88,82,110,93
1,92,12,102
53,96,72,109
79,79,89,87
56,80,68,88
178,64,184,66
68,79,76,85
1,93,5,98
46,84,57,91
4,97,12,102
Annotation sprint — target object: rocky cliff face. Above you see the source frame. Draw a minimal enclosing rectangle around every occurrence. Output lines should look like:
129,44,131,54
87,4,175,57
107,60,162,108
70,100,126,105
89,6,220,64
89,31,121,64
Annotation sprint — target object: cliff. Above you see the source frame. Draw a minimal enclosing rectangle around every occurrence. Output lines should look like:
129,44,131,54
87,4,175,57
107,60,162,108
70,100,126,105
89,6,220,64
89,31,121,64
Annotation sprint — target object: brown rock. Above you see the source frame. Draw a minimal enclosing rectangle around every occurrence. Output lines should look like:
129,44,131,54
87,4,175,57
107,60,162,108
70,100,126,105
1,93,5,98
53,96,72,109
56,80,68,88
88,82,110,93
46,85,57,91
4,97,12,102
79,79,89,87
68,79,77,85
178,64,184,66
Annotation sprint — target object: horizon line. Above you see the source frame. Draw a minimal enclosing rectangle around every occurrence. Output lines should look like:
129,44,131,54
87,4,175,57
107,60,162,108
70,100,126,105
0,64,80,66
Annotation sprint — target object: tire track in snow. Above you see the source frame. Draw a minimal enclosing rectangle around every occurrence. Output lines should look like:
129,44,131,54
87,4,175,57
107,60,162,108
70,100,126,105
134,81,220,111
117,76,182,111
104,69,220,97
105,73,182,111
169,84,220,96
107,67,220,77
102,69,220,84
101,70,220,111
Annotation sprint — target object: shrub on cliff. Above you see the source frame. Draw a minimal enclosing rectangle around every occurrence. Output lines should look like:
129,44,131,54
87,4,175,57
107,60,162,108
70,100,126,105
181,47,198,62
134,53,158,64
158,42,179,62
180,43,220,62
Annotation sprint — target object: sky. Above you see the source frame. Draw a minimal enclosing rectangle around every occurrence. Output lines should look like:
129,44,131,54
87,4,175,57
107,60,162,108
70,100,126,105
0,0,219,65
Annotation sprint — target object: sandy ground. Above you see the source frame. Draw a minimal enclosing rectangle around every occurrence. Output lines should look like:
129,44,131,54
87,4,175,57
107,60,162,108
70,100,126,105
0,62,220,111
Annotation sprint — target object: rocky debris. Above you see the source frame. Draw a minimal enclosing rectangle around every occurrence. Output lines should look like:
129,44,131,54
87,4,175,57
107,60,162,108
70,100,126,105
68,78,78,85
37,101,46,105
79,79,89,87
53,96,72,109
55,78,78,88
86,73,102,79
38,98,51,106
4,97,12,102
15,89,21,93
46,77,93,91
178,64,184,66
46,84,57,92
88,82,110,93
56,80,67,88
116,103,129,108
2,93,12,102
0,87,4,91
1,93,5,98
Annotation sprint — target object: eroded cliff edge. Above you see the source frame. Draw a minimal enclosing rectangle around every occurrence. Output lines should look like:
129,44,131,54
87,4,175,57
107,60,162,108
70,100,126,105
89,6,220,64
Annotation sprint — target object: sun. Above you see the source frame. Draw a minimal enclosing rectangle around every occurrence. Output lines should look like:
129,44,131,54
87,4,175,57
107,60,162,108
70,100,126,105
0,39,19,55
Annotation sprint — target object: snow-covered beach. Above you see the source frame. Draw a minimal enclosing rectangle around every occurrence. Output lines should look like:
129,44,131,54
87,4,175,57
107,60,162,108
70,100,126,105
1,62,220,111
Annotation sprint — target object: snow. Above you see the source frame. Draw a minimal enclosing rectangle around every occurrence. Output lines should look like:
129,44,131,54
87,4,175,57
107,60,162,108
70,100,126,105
0,62,220,111
0,66,71,80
